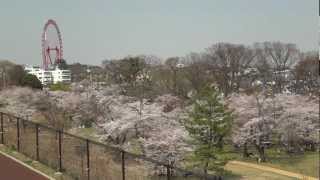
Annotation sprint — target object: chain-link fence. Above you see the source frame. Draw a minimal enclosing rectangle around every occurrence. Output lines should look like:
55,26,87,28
0,112,222,180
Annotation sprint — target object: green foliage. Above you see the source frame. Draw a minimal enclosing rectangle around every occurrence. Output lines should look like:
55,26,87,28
80,118,93,128
184,85,233,175
21,74,43,89
49,82,70,91
56,59,68,70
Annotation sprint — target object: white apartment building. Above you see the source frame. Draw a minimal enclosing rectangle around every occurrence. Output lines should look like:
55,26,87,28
25,66,53,85
24,66,71,85
51,68,71,84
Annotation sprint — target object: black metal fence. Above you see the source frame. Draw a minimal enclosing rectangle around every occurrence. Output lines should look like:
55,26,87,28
0,112,222,180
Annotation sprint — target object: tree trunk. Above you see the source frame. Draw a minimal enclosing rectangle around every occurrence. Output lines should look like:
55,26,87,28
173,69,177,95
255,144,266,162
243,142,249,157
204,161,209,180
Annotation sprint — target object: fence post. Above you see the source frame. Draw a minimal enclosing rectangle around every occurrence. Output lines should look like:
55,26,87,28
166,165,171,180
86,139,90,180
58,130,62,172
16,117,20,151
35,124,39,161
0,112,3,144
121,150,125,180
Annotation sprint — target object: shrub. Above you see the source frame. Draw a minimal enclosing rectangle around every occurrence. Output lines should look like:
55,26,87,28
21,74,43,89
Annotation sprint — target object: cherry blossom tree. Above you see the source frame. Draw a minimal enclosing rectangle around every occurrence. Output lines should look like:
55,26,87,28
230,92,318,160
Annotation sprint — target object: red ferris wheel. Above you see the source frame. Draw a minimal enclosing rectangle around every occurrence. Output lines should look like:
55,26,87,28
42,19,63,70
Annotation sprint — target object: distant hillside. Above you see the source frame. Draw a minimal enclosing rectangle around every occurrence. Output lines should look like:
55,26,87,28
0,59,16,67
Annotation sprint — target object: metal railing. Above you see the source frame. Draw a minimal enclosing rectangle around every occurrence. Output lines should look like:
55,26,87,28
0,112,222,180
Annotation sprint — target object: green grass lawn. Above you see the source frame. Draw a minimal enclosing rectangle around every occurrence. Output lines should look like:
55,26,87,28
223,146,319,178
258,151,319,178
224,163,298,180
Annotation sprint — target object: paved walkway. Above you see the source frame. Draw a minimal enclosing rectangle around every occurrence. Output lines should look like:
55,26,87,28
0,152,51,180
229,161,317,180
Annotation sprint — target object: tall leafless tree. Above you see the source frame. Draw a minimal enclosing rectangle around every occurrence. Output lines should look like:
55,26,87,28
182,52,211,93
206,43,256,96
292,51,319,95
256,42,300,93
164,57,180,95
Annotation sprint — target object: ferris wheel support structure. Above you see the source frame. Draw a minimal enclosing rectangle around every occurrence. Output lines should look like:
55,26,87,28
41,19,63,70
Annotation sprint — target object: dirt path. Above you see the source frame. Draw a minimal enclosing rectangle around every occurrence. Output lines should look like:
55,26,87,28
0,152,51,180
229,161,317,180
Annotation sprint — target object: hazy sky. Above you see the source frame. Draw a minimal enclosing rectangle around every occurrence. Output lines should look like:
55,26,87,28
0,0,317,65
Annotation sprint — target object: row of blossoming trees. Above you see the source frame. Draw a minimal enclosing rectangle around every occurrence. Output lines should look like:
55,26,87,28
101,41,318,162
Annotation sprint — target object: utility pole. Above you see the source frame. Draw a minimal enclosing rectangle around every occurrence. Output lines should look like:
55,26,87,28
87,68,92,88
1,67,7,89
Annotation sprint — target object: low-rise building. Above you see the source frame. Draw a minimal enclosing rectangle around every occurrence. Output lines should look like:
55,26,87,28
24,66,53,85
24,65,71,85
51,68,71,84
